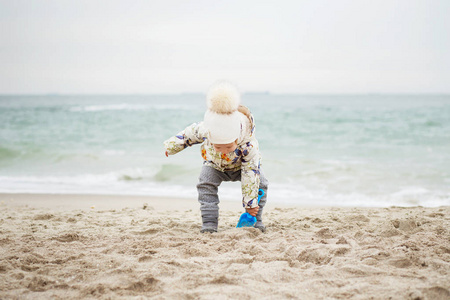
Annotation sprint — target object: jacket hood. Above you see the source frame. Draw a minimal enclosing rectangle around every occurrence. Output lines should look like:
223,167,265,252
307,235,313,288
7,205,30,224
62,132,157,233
237,105,256,145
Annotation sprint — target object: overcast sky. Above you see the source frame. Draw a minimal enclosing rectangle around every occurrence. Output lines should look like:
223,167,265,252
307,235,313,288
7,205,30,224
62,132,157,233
0,0,449,94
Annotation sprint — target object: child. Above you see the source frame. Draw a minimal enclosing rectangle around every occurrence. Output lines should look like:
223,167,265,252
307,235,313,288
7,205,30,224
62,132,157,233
163,81,268,233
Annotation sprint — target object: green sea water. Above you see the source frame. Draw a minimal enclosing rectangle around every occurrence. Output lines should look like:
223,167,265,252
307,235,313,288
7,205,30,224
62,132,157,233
0,94,449,207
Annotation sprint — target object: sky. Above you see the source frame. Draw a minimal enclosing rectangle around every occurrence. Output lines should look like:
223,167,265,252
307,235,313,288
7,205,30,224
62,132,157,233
0,0,449,94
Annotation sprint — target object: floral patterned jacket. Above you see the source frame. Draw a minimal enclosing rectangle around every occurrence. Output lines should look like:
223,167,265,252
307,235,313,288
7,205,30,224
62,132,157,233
163,106,261,208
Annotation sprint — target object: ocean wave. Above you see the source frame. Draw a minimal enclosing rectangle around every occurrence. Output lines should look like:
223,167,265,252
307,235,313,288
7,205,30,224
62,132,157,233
0,174,198,198
70,104,148,112
0,174,448,207
0,166,190,186
153,164,194,182
0,145,45,161
69,103,195,112
103,150,126,156
0,146,18,160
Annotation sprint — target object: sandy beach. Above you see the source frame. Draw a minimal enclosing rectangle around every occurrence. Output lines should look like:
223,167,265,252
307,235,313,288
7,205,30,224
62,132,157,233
0,193,449,299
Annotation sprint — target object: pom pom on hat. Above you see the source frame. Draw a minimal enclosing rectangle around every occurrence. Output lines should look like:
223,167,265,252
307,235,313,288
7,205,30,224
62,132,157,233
206,80,240,114
204,80,242,144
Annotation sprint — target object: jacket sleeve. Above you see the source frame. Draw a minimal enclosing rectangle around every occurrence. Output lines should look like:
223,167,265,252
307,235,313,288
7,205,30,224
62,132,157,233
164,122,207,155
240,140,261,208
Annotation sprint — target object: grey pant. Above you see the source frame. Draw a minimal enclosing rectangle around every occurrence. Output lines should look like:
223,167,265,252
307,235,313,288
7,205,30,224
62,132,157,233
197,165,269,230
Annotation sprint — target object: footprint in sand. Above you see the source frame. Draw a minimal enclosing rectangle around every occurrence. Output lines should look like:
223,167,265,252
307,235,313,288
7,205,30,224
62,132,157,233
33,214,54,220
422,286,450,300
387,257,412,268
391,219,420,233
316,228,334,239
52,233,82,242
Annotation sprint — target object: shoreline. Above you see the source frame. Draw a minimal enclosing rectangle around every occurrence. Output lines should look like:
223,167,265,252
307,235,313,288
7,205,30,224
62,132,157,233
0,192,350,212
2,192,446,211
0,192,240,212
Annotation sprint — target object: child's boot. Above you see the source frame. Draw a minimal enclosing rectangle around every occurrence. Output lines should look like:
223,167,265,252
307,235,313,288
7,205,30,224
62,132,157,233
254,208,266,232
254,181,268,232
200,209,218,233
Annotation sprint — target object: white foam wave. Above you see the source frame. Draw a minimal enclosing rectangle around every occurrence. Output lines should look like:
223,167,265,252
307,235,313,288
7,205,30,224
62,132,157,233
69,103,194,112
1,175,448,207
102,150,126,156
0,174,197,198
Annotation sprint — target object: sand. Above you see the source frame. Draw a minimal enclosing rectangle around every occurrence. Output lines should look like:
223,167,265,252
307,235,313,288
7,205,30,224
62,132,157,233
0,193,449,299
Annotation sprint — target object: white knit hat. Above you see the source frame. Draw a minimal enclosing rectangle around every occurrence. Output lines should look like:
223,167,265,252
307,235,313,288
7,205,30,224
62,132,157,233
203,80,241,144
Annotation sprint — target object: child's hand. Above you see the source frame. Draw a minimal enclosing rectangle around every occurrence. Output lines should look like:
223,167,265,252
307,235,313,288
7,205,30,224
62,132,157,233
246,206,259,217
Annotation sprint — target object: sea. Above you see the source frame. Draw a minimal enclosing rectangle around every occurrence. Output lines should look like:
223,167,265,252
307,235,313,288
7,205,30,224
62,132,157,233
1,94,449,207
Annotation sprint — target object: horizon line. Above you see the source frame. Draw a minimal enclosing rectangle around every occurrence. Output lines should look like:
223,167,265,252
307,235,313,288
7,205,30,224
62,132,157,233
1,92,449,97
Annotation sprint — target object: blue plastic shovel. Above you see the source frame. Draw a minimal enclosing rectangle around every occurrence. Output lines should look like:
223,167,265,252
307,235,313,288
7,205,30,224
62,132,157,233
236,189,265,228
